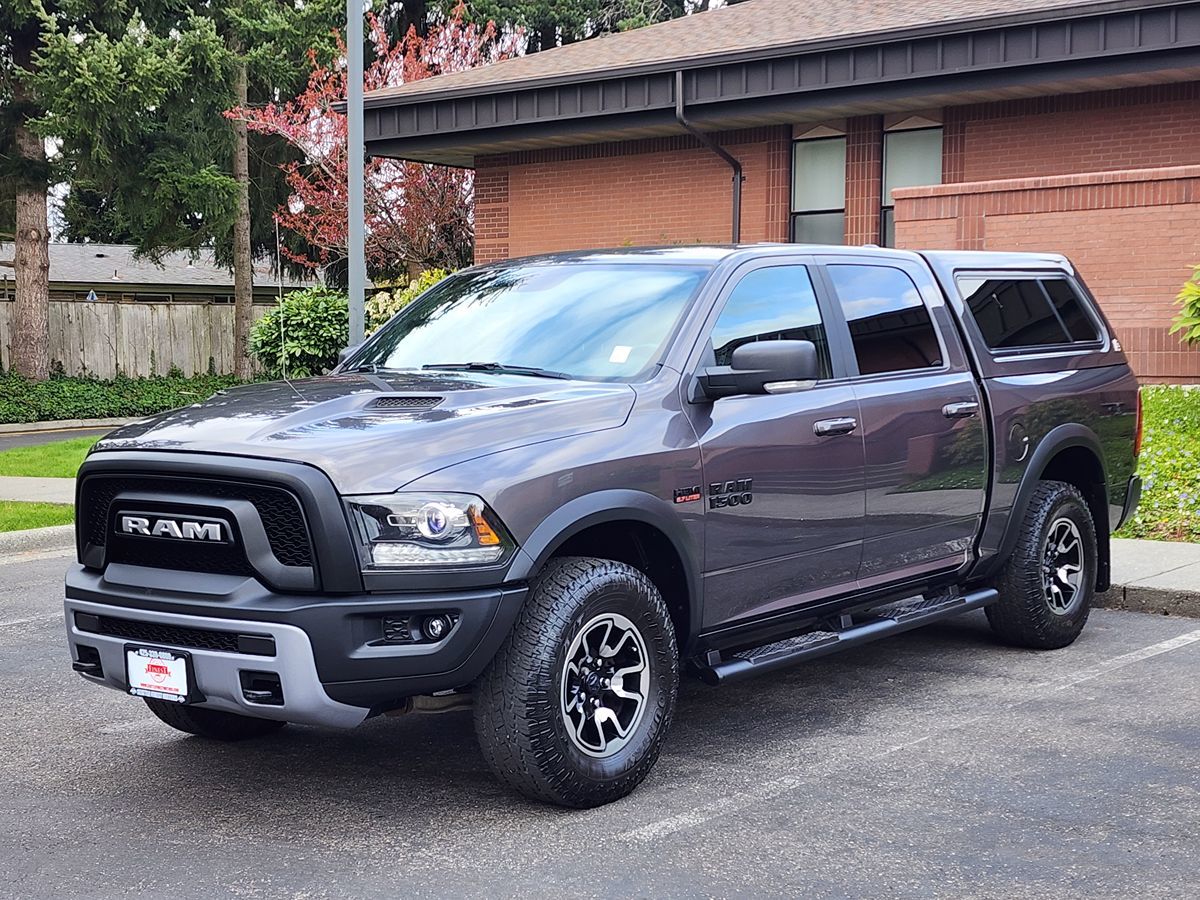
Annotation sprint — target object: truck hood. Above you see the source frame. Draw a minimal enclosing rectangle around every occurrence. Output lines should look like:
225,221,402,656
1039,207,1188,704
92,372,636,494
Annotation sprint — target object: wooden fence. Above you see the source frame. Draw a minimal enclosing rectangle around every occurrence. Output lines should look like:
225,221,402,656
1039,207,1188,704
0,302,268,378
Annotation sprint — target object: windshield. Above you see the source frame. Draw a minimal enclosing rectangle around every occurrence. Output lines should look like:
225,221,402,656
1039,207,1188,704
345,263,711,381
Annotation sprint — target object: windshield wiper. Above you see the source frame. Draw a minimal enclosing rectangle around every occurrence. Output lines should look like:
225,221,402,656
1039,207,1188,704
422,362,571,380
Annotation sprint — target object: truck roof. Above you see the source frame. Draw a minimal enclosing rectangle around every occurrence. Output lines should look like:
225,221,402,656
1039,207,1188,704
487,244,1073,271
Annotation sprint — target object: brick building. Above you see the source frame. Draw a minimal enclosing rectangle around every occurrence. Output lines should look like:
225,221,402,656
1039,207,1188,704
364,0,1200,382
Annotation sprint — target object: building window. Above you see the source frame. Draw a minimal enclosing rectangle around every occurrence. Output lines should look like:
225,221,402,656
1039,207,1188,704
791,136,846,245
881,127,943,246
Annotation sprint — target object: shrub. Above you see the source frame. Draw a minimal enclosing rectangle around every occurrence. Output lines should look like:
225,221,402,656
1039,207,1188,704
1170,264,1200,344
365,268,451,335
1117,386,1200,543
250,286,349,378
0,372,245,425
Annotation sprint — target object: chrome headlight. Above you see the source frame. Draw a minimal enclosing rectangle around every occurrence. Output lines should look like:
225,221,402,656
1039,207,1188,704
344,493,513,569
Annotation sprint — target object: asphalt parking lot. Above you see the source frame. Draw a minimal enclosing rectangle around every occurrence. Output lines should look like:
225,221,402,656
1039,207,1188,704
2,547,1198,899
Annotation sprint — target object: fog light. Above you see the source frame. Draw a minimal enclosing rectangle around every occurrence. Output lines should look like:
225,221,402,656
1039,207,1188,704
423,615,452,641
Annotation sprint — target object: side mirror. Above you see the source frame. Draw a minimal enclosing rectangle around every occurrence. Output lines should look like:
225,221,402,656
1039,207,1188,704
697,340,821,400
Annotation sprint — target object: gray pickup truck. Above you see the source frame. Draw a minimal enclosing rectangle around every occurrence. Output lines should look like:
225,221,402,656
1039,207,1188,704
65,245,1141,807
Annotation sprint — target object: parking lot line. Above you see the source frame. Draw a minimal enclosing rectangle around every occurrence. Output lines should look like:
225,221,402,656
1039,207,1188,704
621,627,1200,843
0,615,59,628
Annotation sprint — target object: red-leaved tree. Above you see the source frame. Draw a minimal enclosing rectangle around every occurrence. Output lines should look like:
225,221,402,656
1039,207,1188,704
228,7,518,280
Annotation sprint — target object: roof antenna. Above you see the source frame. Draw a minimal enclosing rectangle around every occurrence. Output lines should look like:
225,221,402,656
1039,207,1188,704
276,216,302,399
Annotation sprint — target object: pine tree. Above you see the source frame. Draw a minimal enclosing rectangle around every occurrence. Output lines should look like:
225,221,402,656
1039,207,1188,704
1,1,177,379
462,0,724,51
33,1,342,379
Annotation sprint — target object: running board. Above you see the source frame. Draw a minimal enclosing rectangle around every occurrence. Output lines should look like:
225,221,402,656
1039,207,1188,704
697,587,999,686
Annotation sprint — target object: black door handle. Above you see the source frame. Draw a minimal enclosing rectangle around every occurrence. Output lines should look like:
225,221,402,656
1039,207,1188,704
814,417,858,437
942,401,980,419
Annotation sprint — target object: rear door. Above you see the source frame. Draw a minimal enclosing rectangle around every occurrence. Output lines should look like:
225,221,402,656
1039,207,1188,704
819,256,987,587
686,258,866,629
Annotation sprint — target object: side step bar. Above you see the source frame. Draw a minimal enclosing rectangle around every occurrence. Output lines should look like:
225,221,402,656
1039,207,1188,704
697,587,999,686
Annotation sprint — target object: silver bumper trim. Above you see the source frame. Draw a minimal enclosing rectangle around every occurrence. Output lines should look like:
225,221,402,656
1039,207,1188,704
64,599,370,729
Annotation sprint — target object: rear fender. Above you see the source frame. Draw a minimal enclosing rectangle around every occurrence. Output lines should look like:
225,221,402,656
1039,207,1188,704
975,424,1110,589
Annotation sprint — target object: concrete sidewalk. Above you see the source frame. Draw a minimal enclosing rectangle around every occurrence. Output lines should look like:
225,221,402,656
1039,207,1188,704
0,476,74,505
1105,538,1200,617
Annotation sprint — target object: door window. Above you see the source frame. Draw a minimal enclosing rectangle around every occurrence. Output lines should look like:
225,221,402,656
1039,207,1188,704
710,265,832,379
827,264,942,375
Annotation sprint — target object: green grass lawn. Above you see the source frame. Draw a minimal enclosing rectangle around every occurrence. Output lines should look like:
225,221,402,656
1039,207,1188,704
0,436,100,479
1116,385,1200,543
0,500,74,532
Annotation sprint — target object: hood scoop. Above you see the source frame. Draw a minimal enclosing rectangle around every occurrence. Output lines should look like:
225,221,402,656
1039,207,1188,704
367,395,444,410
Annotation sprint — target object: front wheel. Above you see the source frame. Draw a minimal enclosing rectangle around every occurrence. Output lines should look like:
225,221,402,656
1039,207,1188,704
474,557,679,808
986,480,1098,650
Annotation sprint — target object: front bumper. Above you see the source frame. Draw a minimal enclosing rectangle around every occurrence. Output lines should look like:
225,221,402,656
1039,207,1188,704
65,564,527,727
65,597,371,728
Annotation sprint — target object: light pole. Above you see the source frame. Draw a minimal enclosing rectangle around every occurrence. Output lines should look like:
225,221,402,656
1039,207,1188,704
346,0,366,346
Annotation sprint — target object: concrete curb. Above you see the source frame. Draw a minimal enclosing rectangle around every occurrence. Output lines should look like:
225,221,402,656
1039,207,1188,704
0,524,75,555
0,418,133,435
1096,586,1200,619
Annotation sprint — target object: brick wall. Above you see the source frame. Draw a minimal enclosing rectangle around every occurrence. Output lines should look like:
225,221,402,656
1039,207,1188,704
844,115,883,245
944,83,1200,183
474,126,791,263
474,163,511,264
893,165,1200,383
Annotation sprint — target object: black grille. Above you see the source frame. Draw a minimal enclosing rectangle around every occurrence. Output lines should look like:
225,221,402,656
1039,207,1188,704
109,536,255,577
80,475,313,569
81,614,275,656
369,395,442,410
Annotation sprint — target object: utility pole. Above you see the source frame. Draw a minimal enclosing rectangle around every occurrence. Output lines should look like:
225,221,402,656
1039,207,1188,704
346,0,366,345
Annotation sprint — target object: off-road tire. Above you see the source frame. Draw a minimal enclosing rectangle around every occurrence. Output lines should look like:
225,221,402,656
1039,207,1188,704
474,557,679,808
986,480,1097,649
144,698,287,741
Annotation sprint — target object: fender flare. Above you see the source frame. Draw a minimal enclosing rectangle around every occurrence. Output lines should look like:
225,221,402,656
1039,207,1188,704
982,423,1110,583
504,489,704,649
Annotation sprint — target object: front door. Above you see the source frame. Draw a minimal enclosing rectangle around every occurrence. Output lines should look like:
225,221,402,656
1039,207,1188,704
687,261,866,630
820,259,988,586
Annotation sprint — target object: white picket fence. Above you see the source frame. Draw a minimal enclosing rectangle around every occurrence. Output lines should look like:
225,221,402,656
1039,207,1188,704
0,302,268,378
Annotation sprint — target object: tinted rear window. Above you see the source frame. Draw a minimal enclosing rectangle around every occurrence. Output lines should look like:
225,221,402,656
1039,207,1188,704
1043,278,1100,342
956,276,1099,350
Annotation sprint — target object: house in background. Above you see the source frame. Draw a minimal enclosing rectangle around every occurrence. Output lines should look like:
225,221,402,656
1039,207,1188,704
0,243,313,377
0,242,310,305
363,0,1200,383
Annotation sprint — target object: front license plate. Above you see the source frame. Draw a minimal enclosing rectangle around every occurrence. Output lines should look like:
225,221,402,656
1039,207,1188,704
125,646,192,703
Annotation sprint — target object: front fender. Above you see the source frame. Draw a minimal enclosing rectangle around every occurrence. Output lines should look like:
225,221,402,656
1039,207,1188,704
503,489,704,648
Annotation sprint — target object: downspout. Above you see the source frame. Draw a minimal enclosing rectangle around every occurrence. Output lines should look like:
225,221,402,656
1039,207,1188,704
675,69,744,243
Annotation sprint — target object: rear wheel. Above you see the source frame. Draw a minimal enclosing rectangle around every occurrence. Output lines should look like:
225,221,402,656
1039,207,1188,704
474,557,678,808
987,480,1098,649
144,699,286,741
